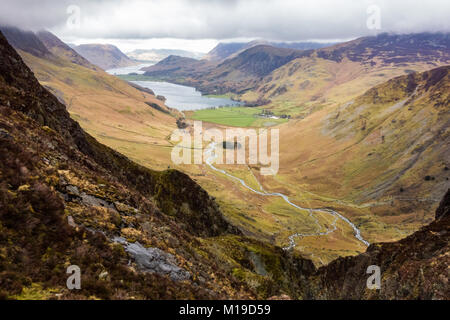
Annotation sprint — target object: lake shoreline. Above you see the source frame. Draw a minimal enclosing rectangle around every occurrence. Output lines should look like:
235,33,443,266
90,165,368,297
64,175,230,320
131,80,244,111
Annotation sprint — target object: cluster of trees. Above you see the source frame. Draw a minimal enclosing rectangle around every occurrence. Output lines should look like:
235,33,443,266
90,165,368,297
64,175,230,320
258,109,291,119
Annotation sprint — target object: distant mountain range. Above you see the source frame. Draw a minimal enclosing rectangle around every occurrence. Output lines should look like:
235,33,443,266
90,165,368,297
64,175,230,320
244,32,450,110
143,33,450,98
204,40,335,62
61,40,334,73
127,49,205,63
141,44,318,93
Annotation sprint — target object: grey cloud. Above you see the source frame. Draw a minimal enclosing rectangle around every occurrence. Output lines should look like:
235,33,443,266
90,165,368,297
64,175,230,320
0,0,449,41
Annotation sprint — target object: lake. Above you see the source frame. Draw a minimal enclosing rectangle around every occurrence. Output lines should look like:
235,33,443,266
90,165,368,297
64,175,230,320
106,63,153,75
107,65,243,111
131,81,244,111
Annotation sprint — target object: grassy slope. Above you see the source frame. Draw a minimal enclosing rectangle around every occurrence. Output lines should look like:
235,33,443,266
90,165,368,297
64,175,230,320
19,50,177,171
241,34,450,118
241,57,447,118
268,67,450,247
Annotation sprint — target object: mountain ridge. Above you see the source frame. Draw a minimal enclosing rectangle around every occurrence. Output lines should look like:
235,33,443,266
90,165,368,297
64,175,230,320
204,40,335,62
127,48,204,63
72,43,138,70
36,31,98,70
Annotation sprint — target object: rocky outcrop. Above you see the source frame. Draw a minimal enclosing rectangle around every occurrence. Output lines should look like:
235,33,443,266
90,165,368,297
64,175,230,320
154,170,241,237
114,237,191,281
436,189,450,220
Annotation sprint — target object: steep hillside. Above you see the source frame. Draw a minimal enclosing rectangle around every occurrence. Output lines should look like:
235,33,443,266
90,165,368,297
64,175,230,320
143,34,449,265
36,31,98,70
0,30,317,300
214,45,312,79
200,45,313,94
241,33,450,116
1,27,177,171
0,26,51,58
73,43,138,70
198,66,448,265
0,30,232,239
271,41,335,51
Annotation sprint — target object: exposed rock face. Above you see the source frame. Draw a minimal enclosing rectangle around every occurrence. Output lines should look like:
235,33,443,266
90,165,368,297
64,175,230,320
436,189,450,220
115,237,191,281
154,170,241,237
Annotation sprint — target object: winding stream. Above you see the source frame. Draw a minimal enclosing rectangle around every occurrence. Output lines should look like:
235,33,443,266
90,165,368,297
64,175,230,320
204,142,370,250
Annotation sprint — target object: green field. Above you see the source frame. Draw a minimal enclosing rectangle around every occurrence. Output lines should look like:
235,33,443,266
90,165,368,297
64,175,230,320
190,107,288,127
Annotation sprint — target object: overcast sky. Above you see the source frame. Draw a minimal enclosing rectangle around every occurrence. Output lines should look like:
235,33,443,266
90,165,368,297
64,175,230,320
0,0,449,53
